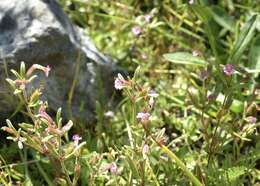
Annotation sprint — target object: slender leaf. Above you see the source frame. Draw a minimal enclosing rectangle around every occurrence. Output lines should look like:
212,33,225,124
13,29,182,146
228,15,258,64
211,6,236,32
163,52,207,66
191,5,223,62
226,166,247,184
249,34,260,71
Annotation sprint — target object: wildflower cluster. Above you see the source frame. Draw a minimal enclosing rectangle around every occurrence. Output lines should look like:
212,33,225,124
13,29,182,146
131,9,159,37
2,62,85,186
114,72,159,125
114,70,203,186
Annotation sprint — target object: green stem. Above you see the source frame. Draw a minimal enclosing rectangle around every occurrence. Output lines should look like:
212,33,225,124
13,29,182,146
142,124,203,186
67,49,81,119
36,162,53,186
60,160,73,186
160,145,203,186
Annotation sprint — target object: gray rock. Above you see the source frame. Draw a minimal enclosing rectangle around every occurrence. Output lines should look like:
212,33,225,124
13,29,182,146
0,0,115,122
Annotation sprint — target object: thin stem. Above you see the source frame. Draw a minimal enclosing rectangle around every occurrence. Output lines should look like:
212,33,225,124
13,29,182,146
141,124,203,186
36,162,53,186
207,94,228,163
67,49,81,119
60,160,73,186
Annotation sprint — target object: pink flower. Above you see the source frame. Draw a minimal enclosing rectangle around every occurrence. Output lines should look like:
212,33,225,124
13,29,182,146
148,90,159,98
15,79,28,90
144,14,152,23
38,104,46,115
44,65,51,77
110,162,118,174
137,112,150,124
246,116,257,124
73,134,82,141
132,26,142,36
207,94,215,101
38,104,54,125
72,134,82,147
114,73,128,90
223,64,234,76
142,144,149,159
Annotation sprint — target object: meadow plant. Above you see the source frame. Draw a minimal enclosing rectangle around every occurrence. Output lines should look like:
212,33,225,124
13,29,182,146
2,62,86,186
1,1,260,185
114,72,203,186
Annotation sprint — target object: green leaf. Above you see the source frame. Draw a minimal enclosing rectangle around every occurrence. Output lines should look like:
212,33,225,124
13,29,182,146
20,61,26,77
163,52,207,66
191,5,223,62
6,78,16,89
230,99,244,114
10,69,22,79
211,6,235,32
125,155,140,179
18,123,33,131
256,16,260,32
228,14,258,64
226,166,246,184
56,108,62,128
216,94,244,113
41,135,55,143
249,34,260,72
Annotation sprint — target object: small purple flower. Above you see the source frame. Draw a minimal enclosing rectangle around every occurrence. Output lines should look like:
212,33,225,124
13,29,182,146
72,134,82,147
246,116,257,124
110,162,118,174
137,112,150,124
73,134,82,141
207,94,216,101
144,14,152,23
132,26,142,36
223,64,234,76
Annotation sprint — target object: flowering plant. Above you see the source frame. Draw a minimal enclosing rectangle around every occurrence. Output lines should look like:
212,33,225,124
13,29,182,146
2,62,85,186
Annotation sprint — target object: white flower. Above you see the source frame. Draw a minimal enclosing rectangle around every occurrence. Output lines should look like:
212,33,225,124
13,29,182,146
142,144,149,159
114,73,128,90
104,111,115,118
